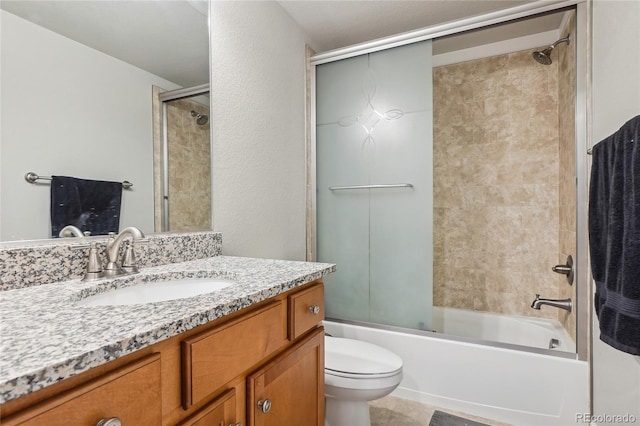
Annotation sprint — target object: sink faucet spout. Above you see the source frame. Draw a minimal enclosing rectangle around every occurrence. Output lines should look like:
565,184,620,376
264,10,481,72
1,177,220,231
104,227,145,277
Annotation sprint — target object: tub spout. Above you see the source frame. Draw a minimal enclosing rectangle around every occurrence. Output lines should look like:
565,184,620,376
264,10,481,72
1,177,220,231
531,294,572,312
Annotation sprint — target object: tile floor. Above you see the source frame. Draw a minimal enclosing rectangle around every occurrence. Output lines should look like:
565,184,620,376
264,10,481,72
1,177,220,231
369,396,510,426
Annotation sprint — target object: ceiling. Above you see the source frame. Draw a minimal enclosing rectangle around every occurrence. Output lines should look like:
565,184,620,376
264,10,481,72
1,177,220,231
1,0,566,88
278,1,566,54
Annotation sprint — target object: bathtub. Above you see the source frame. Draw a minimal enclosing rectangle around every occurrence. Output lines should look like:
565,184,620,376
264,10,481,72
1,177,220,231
324,309,589,426
431,306,576,352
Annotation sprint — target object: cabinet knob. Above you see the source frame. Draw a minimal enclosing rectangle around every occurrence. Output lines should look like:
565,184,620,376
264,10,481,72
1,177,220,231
229,423,242,426
96,418,122,426
257,399,272,413
309,305,321,315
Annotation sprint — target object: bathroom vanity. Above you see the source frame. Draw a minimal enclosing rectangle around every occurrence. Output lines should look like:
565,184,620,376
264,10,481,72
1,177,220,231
0,243,334,426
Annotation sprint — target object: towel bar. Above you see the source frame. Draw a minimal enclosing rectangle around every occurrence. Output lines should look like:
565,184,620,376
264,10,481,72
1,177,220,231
24,172,133,189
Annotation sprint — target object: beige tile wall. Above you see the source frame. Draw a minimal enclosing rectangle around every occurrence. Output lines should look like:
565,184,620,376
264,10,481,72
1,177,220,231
165,98,212,232
433,49,563,322
557,12,577,341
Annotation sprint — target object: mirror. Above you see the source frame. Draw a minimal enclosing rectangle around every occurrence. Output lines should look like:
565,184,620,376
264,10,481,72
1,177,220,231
0,0,210,242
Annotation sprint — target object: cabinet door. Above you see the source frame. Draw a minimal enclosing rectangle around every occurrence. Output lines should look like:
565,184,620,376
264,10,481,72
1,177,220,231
4,354,161,426
247,327,324,426
178,388,237,426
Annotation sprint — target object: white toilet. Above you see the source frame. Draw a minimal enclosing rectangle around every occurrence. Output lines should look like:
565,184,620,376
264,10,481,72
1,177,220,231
324,335,403,426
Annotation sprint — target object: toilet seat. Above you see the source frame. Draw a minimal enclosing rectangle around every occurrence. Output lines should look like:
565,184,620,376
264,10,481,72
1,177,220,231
325,336,403,378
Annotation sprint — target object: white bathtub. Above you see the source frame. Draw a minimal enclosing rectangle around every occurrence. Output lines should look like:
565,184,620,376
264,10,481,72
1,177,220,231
324,311,589,425
431,306,576,352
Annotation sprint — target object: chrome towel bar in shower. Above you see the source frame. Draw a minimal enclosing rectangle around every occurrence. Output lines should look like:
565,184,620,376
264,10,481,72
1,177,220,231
24,172,134,189
329,183,414,191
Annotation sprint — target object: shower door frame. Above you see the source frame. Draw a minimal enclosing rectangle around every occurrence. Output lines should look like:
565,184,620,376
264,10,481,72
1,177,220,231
306,0,590,362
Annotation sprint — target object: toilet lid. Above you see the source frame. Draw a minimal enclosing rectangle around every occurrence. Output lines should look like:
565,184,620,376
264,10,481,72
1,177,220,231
325,336,403,376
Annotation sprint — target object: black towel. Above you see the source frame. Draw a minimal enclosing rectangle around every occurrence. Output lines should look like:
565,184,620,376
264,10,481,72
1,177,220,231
50,175,123,238
589,115,640,355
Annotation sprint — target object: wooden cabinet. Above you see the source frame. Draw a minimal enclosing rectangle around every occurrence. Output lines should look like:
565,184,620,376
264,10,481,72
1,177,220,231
288,284,324,340
182,301,286,409
2,354,161,426
247,327,324,426
178,389,237,426
1,280,324,426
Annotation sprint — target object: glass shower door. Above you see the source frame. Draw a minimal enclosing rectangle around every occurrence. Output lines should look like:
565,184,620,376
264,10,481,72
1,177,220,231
316,40,434,331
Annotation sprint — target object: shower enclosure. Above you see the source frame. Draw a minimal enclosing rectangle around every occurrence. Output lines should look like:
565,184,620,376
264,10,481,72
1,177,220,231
313,4,587,358
153,84,211,233
311,3,590,423
316,41,434,331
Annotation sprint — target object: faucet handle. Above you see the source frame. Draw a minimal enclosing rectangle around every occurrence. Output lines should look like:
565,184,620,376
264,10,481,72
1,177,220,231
551,255,574,285
81,243,105,281
121,241,140,274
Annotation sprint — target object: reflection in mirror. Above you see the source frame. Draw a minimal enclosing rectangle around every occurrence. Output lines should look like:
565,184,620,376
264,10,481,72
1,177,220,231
0,0,210,242
153,86,211,233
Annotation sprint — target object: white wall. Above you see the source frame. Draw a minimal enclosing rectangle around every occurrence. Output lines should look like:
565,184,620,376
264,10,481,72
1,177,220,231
0,10,179,241
209,1,312,260
591,0,640,420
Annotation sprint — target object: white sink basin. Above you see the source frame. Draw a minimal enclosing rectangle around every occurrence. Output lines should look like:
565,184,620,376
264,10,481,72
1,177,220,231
77,278,236,306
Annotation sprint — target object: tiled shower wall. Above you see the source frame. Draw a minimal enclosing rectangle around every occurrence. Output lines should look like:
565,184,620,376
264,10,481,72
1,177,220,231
433,49,562,322
166,98,211,232
557,12,577,341
153,90,212,233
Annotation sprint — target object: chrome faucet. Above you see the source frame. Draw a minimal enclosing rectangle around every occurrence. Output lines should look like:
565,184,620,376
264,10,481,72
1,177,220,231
531,294,572,312
59,225,85,238
104,227,145,277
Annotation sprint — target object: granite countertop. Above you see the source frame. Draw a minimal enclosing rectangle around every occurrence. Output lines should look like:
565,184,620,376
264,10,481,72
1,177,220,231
0,256,335,404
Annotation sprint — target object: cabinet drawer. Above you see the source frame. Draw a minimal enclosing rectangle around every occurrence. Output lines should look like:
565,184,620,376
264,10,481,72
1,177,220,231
289,283,324,340
4,354,161,426
182,301,286,408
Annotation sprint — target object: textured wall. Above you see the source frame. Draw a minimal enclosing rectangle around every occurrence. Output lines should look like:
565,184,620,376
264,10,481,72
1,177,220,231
209,1,312,260
557,12,577,341
433,50,561,321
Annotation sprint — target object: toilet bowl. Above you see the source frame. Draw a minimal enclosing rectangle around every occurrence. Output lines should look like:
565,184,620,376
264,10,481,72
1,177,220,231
324,336,403,426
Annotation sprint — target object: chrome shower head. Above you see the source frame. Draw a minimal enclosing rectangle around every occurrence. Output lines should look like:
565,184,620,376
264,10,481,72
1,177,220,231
532,48,553,65
532,34,571,65
190,110,209,125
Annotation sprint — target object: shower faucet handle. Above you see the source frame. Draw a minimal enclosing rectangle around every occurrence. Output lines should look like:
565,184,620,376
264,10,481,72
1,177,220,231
552,265,571,274
551,255,574,285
